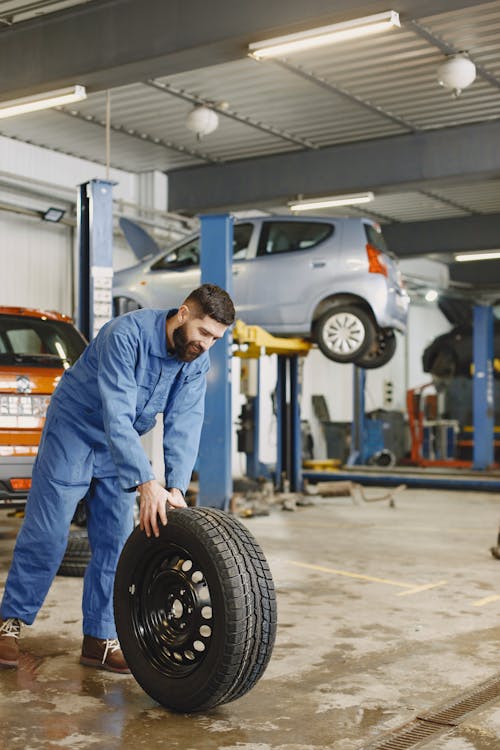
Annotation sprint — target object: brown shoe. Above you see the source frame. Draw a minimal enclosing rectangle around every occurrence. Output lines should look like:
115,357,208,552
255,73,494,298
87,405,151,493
0,618,21,668
80,635,130,674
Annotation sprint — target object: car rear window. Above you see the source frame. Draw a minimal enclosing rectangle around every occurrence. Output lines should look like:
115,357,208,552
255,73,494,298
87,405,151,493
364,223,389,253
257,221,333,256
0,316,86,368
151,223,254,271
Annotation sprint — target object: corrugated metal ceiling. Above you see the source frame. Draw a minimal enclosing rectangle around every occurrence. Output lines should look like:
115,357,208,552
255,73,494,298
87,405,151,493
0,1,499,223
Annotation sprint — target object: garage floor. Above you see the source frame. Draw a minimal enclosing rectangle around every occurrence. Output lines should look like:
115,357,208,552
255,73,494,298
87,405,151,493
1,486,499,750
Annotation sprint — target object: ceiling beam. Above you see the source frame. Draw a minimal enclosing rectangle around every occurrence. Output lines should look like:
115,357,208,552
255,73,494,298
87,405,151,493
167,121,500,212
0,0,492,99
384,214,500,257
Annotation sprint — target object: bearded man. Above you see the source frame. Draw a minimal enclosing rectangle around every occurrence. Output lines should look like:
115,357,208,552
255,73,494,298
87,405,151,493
0,283,235,672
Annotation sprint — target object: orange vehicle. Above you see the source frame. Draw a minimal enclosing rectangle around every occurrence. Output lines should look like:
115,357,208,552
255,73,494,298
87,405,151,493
0,307,87,508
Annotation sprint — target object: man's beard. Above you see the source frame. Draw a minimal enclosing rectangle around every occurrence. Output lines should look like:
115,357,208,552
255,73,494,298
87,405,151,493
173,323,203,362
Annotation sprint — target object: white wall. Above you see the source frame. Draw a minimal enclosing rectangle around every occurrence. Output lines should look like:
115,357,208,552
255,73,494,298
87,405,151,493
0,135,140,314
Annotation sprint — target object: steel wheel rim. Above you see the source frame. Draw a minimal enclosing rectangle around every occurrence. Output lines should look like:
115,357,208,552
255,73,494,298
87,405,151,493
323,312,366,355
129,542,214,676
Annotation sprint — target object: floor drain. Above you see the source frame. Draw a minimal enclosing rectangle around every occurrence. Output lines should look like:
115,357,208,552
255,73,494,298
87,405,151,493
362,674,500,750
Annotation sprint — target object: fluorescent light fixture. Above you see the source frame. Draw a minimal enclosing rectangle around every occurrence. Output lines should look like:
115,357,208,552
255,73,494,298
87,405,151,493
248,11,400,59
289,192,374,212
42,207,66,223
0,85,87,120
455,250,500,262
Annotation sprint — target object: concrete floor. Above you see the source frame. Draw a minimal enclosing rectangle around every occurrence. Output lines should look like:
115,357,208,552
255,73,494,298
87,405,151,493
1,486,500,750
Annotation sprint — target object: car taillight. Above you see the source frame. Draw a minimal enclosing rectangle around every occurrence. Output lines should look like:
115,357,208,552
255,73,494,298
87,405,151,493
9,478,32,491
366,243,388,277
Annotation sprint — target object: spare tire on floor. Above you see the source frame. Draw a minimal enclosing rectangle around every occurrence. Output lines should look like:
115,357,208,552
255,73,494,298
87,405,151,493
113,507,277,713
57,529,91,577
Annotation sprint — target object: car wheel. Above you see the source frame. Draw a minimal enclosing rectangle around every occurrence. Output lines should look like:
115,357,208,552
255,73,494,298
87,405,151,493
57,529,91,577
354,328,397,369
113,507,277,713
315,306,375,363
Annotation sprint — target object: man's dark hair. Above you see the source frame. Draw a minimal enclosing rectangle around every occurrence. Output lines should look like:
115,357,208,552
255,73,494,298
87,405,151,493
184,283,235,326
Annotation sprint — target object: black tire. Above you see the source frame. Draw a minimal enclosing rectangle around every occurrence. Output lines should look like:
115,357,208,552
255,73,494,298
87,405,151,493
57,529,91,577
354,328,397,369
314,305,375,363
114,507,277,713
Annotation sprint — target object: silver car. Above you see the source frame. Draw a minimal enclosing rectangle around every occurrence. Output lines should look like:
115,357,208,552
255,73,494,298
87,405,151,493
113,216,409,368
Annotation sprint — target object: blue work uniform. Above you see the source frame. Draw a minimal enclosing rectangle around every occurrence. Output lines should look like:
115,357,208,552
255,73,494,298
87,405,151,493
0,308,210,638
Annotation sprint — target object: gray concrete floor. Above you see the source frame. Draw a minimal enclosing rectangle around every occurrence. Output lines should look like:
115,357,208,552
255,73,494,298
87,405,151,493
1,486,500,750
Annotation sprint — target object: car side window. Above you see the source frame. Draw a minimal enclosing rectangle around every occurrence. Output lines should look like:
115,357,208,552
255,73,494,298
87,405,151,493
150,223,253,270
151,238,200,271
232,223,253,260
257,221,333,256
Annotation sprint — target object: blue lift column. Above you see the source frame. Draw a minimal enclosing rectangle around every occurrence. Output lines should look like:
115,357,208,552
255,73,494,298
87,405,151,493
473,304,495,470
275,355,302,491
347,366,366,465
198,214,234,509
76,179,115,339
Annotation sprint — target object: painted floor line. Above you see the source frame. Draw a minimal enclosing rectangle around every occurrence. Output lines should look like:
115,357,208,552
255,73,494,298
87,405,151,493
287,560,445,593
396,581,448,596
472,594,500,607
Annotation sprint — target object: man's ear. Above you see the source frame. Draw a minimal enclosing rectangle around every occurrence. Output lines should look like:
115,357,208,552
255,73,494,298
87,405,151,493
177,304,190,322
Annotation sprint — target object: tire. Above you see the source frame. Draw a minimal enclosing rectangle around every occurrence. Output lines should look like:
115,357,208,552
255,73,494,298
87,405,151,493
354,328,397,369
113,507,277,713
314,306,375,363
57,529,91,577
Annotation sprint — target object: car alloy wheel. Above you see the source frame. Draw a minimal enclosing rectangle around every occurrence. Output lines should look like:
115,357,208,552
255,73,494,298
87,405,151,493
315,305,375,363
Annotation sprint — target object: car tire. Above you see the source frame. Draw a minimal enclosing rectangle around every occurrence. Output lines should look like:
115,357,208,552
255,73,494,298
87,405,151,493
57,529,91,577
315,306,376,363
113,507,277,713
354,328,397,369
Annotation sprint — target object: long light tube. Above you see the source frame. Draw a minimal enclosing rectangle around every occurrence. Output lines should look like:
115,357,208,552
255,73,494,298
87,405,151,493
0,85,87,119
248,11,400,59
289,192,375,212
455,250,500,262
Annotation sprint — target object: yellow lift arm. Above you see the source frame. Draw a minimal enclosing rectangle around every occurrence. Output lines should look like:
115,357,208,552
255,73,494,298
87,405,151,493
232,319,312,358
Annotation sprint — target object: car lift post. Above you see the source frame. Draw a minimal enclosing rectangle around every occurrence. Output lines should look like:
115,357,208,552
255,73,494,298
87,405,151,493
275,355,302,491
198,214,234,509
347,366,367,465
473,304,495,469
76,179,115,340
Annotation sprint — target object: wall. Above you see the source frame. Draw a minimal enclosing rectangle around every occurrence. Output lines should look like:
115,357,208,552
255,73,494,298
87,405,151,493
0,135,139,314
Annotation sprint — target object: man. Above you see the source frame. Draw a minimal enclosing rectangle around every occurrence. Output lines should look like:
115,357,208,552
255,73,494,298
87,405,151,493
0,283,235,672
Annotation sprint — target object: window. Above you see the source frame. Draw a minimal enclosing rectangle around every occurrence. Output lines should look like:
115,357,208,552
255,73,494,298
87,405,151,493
364,223,389,253
151,238,200,271
151,223,254,270
257,221,333,256
0,316,86,367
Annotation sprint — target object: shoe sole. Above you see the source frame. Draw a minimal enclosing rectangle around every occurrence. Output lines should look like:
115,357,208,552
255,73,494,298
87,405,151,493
80,656,131,674
0,659,18,669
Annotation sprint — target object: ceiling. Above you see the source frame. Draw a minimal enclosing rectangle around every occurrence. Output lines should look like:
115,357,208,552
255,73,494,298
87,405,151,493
0,0,500,286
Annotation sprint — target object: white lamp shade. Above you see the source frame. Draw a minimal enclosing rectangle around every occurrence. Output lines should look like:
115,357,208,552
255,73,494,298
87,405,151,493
437,55,476,94
186,106,219,137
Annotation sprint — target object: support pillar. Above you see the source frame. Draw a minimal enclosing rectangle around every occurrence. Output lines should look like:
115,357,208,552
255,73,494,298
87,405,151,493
76,179,115,340
473,304,494,470
347,366,366,465
275,355,302,492
197,214,233,509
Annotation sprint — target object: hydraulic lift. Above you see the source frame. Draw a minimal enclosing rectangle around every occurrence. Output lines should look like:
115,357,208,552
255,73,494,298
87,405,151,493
303,304,500,492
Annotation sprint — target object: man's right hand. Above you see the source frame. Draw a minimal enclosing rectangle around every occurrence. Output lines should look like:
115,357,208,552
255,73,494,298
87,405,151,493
138,479,183,538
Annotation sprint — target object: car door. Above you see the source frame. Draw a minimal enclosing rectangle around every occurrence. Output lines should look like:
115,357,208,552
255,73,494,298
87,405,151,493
240,219,337,333
140,224,255,312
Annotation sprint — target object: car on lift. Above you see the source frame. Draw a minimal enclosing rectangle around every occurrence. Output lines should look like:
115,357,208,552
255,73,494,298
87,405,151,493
0,307,87,510
422,296,500,381
113,215,409,368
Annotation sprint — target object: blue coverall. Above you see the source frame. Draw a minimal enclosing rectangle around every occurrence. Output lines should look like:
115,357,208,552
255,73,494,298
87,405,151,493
0,308,209,639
